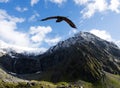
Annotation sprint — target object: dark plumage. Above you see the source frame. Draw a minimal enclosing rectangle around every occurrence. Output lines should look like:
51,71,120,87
41,16,77,29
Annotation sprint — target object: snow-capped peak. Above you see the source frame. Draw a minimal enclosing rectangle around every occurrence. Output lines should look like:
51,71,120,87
51,32,96,49
48,32,119,53
75,32,101,41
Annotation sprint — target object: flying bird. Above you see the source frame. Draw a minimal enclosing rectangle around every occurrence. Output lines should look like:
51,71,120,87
41,16,77,29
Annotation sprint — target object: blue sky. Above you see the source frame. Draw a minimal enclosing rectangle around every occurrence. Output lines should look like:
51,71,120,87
0,0,120,51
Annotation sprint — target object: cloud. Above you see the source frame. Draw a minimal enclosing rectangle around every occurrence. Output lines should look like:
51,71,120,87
0,9,59,50
74,0,120,18
31,0,39,6
0,39,48,54
45,37,61,45
109,0,120,13
0,9,30,47
0,0,9,3
80,0,108,18
48,0,66,5
44,0,120,17
15,6,28,12
29,26,62,47
29,26,52,43
90,29,112,41
89,29,120,47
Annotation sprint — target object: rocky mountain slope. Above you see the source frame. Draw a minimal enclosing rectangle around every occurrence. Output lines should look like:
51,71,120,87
38,32,120,82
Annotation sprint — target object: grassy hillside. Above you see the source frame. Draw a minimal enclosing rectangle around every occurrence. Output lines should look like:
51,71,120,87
0,72,119,88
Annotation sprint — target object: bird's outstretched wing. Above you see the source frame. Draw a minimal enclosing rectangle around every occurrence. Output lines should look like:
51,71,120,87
41,16,58,21
62,17,77,29
41,16,77,29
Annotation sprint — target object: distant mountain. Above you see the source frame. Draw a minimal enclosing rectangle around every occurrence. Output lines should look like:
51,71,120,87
0,32,120,83
0,40,44,74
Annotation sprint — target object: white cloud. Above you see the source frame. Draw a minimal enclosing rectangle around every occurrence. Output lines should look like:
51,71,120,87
29,12,40,21
89,29,120,47
74,0,120,18
45,0,120,16
0,40,47,54
81,0,108,18
0,9,29,47
45,37,61,45
29,26,61,47
0,0,9,3
48,0,66,4
29,26,52,43
31,0,39,6
15,6,28,12
0,9,55,49
90,29,112,41
109,0,120,13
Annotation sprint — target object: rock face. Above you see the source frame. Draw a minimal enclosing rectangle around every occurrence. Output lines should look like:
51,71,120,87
0,32,120,82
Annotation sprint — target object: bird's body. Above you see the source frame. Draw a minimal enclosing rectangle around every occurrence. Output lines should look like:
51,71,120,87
41,16,77,29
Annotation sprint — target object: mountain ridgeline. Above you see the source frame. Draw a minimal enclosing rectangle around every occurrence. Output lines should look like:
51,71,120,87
0,32,120,83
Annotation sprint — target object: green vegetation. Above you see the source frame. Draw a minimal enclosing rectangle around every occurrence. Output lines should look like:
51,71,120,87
0,80,56,88
56,82,69,88
0,80,92,88
105,73,120,88
0,65,119,88
0,73,119,88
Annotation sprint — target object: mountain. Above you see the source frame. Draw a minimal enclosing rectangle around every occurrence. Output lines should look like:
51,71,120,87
37,32,120,82
0,32,120,84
